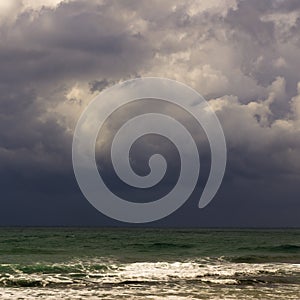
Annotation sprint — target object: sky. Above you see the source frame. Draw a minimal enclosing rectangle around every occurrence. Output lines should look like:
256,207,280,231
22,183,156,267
0,0,300,227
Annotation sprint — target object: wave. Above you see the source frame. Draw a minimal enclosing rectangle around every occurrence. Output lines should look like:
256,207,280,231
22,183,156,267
148,242,194,249
238,244,300,253
227,255,300,263
0,259,299,288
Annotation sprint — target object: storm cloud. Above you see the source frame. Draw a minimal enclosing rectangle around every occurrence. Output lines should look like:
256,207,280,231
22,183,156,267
0,0,299,226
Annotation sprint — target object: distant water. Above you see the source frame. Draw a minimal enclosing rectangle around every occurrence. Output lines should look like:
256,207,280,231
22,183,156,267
0,228,299,299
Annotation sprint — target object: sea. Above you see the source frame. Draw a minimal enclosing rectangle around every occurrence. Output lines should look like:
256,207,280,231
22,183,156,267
0,228,299,299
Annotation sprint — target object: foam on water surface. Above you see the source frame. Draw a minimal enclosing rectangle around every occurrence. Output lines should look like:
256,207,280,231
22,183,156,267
0,228,299,299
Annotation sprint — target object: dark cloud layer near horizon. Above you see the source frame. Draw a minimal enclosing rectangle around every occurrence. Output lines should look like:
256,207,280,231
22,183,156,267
0,0,299,227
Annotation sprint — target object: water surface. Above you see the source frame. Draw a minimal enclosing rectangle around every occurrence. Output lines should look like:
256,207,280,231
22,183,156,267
0,228,299,299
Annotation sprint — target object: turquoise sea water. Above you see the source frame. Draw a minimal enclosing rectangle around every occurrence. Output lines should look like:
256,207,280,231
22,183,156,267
0,228,299,299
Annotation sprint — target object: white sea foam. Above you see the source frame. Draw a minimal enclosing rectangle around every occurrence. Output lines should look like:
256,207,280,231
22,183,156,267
0,260,299,299
1,260,299,285
0,284,299,300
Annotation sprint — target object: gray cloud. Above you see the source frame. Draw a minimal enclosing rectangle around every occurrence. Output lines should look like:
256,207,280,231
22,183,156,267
0,0,299,226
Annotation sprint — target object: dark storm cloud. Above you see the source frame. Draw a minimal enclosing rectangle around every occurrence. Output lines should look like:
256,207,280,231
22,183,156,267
0,0,153,168
0,1,152,85
89,79,114,93
0,0,299,226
